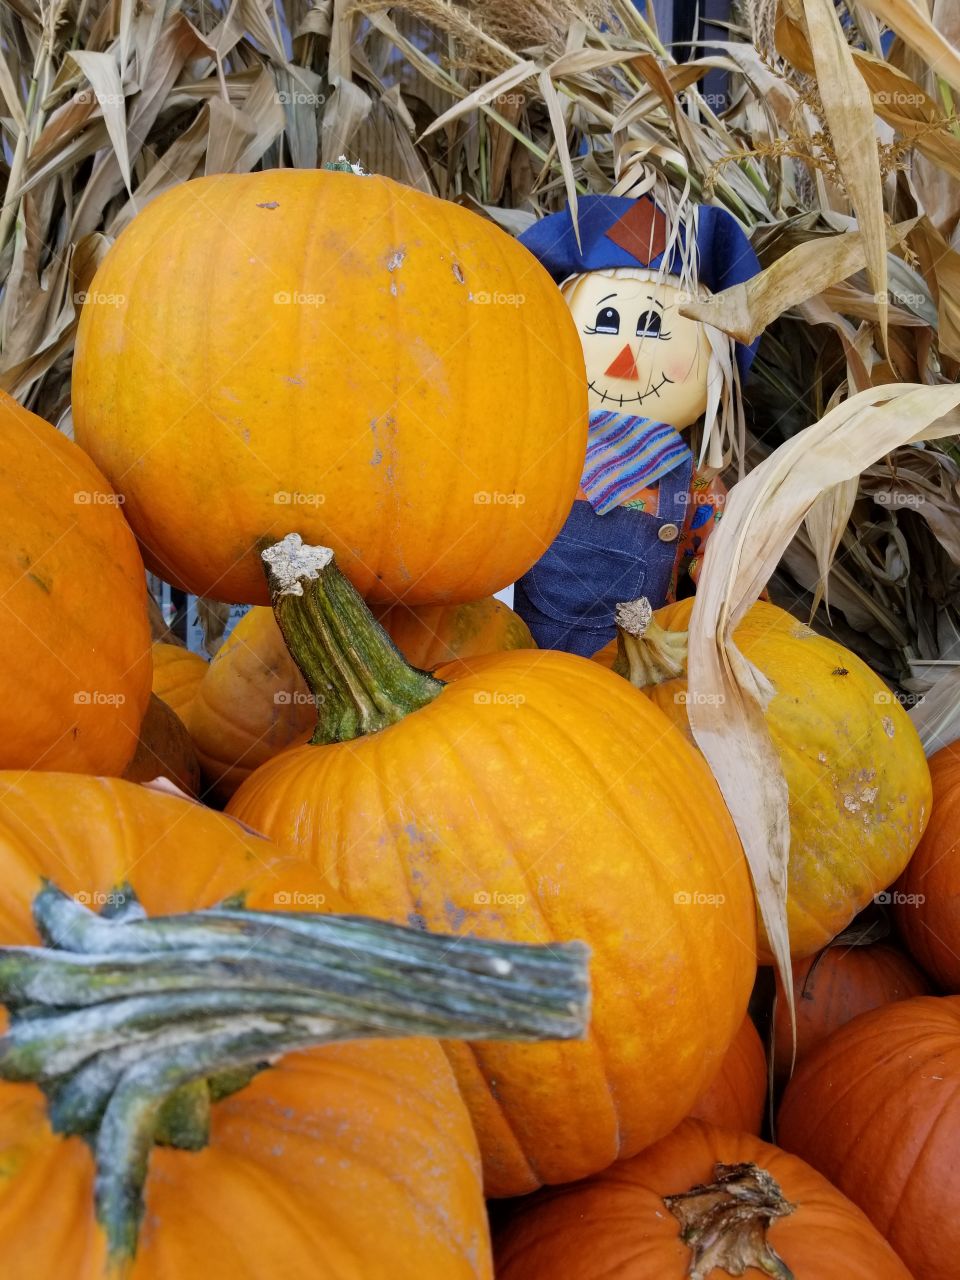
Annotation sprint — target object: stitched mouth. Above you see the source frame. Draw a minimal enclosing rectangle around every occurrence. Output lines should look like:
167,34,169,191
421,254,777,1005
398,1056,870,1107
588,373,675,407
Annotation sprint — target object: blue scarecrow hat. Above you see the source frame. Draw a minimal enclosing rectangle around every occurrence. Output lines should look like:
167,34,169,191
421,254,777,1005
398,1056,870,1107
519,195,762,383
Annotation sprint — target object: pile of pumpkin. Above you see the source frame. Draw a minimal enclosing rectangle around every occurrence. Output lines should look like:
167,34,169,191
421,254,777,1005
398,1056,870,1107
1,168,957,1279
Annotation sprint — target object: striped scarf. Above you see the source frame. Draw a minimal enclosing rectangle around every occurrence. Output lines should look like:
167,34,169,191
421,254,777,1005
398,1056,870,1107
581,411,692,515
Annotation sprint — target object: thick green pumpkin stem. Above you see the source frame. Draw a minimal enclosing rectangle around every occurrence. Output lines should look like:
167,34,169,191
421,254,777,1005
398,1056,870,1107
664,1162,796,1280
612,597,689,687
263,534,443,743
0,882,589,1273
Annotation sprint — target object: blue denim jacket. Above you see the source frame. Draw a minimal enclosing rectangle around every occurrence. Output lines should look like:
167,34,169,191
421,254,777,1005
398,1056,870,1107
514,456,693,656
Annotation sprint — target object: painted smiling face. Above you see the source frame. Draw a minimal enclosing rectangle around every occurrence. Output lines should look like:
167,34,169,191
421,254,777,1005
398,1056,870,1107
562,267,711,427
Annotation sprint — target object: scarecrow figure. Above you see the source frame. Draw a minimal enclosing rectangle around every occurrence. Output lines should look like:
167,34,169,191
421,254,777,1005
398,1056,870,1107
513,195,761,656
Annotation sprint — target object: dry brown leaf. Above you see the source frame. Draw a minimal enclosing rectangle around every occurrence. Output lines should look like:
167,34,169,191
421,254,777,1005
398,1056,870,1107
857,0,960,94
800,0,889,348
681,219,916,343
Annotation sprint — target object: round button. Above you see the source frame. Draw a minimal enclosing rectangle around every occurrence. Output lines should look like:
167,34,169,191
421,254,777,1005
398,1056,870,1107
658,522,680,543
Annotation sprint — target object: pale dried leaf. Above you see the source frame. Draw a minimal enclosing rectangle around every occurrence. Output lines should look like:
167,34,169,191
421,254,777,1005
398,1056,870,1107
800,0,889,347
682,220,916,343
70,50,133,195
909,667,960,755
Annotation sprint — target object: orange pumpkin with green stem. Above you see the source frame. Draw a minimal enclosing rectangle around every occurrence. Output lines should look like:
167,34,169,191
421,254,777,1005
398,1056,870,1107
228,534,757,1196
191,596,534,804
72,169,587,607
0,773,587,1280
596,596,931,961
0,391,151,774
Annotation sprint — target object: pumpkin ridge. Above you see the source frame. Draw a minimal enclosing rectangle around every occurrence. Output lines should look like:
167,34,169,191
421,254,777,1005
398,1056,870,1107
375,684,623,1185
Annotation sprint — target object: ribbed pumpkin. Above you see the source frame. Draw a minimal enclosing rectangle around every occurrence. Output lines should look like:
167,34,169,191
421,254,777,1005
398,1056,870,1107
122,693,202,795
151,642,207,724
894,742,960,988
190,606,314,805
72,170,587,607
0,390,151,774
494,1118,912,1280
192,599,534,805
689,1014,767,1134
779,995,960,1279
0,773,586,1280
772,928,929,1085
596,597,931,961
372,595,535,671
228,537,757,1196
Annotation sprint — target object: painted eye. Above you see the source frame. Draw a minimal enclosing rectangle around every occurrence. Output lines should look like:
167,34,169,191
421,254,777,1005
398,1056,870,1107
636,310,662,337
593,306,620,334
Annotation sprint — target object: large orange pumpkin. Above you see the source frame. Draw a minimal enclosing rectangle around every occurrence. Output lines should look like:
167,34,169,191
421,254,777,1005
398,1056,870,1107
596,597,931,960
150,642,207,724
72,170,587,607
0,390,151,773
228,537,757,1196
778,995,960,1279
893,742,960,988
0,773,585,1280
689,1014,767,1134
192,598,534,804
494,1118,911,1279
772,928,929,1085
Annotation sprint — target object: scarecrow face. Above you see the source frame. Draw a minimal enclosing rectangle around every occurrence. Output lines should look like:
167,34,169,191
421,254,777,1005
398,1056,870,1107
564,268,711,427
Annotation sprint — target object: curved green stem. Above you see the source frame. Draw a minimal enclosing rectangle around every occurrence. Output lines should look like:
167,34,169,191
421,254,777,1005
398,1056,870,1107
0,883,589,1272
612,597,689,687
262,535,443,743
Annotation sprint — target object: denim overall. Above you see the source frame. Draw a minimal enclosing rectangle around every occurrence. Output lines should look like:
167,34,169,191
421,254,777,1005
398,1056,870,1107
514,455,693,656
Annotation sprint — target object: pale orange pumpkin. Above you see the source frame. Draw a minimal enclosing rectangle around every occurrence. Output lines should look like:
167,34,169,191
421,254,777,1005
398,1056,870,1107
0,390,151,773
150,642,207,724
73,170,587,606
596,597,931,960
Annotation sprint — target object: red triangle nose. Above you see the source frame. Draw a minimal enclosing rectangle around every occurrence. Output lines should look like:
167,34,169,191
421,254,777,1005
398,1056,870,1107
604,343,639,381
